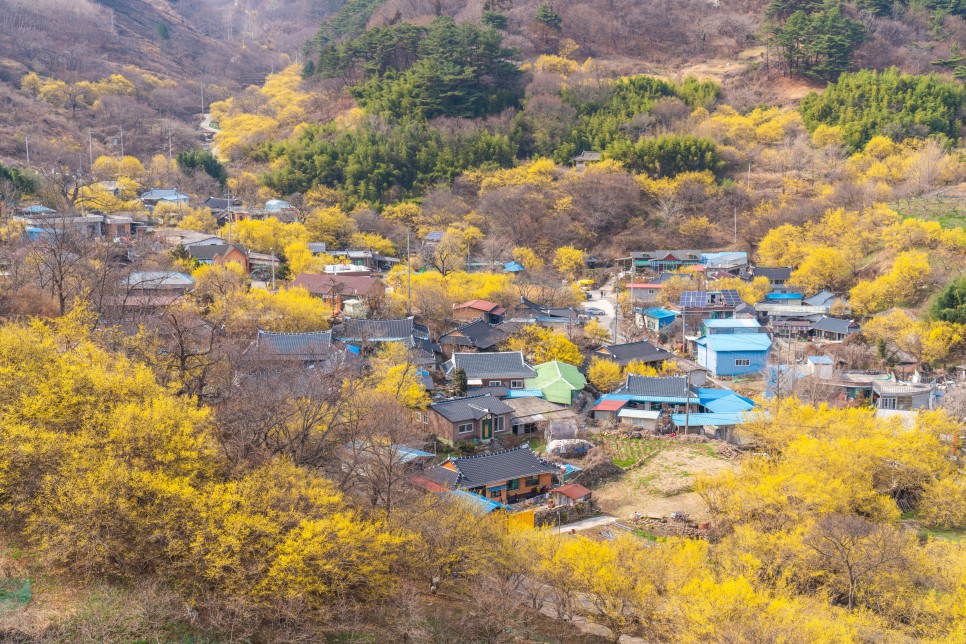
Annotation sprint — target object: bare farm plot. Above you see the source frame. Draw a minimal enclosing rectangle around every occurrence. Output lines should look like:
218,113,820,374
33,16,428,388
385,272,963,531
593,439,736,521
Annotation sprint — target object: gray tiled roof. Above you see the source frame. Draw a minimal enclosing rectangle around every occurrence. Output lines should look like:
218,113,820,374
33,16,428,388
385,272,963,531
430,394,514,423
445,351,537,379
620,375,695,399
811,316,858,334
333,317,414,342
253,330,333,360
804,290,837,307
427,446,560,489
752,267,793,281
439,319,513,350
594,340,674,366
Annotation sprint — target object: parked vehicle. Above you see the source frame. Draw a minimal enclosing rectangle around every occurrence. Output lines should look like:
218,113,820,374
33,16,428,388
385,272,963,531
584,306,606,316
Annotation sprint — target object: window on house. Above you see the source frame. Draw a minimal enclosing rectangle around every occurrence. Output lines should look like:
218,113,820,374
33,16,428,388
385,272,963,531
513,423,537,435
494,416,506,432
488,380,502,387
880,397,897,410
490,489,502,499
735,358,751,366
510,380,524,389
508,479,520,491
458,422,473,434
525,475,541,487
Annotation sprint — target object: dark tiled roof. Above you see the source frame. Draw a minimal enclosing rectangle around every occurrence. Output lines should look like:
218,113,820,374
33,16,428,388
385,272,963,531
620,375,695,399
594,340,674,366
445,351,537,379
439,319,514,350
423,466,460,489
427,446,560,489
201,197,242,210
811,316,858,334
430,394,514,423
188,243,247,261
752,267,793,281
253,330,333,360
516,297,578,320
333,317,415,342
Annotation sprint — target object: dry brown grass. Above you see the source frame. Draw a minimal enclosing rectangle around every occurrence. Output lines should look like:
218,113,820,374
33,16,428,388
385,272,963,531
593,443,734,521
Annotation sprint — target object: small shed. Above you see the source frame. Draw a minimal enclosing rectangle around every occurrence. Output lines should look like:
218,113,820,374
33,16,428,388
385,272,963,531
807,355,834,379
550,483,592,507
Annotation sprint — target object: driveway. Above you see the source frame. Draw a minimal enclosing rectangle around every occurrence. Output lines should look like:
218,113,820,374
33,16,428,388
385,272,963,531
581,278,620,342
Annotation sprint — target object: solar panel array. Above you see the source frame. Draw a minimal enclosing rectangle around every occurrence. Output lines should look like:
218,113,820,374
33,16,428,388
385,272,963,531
679,289,743,307
680,291,704,307
720,289,742,306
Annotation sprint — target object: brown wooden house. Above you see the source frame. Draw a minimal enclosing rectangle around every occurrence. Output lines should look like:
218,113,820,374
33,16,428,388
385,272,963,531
452,299,506,324
292,272,385,314
424,394,514,444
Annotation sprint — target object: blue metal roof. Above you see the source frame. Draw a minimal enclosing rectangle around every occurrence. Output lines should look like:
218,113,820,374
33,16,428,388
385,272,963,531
504,260,526,272
807,355,834,365
505,389,544,398
446,489,508,513
641,307,677,319
695,334,772,352
765,293,802,300
671,412,747,427
698,389,756,413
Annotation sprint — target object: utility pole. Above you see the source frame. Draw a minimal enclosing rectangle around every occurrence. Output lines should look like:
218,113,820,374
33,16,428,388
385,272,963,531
168,129,173,162
406,231,412,315
612,298,619,344
88,127,94,168
683,369,693,435
680,307,687,354
270,248,276,290
734,205,737,244
226,185,233,245
24,135,29,165
119,126,124,157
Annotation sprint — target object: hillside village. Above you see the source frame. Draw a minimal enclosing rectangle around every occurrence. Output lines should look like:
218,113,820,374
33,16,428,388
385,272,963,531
3,0,966,642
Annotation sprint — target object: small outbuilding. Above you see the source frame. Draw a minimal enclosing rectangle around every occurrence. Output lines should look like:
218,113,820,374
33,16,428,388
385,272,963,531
550,483,592,507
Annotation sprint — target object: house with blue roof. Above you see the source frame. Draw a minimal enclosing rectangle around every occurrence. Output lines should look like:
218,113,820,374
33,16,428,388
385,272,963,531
637,307,678,332
696,333,772,377
764,292,803,304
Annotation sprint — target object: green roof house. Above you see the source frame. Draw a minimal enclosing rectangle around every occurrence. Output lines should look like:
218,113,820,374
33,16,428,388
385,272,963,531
525,361,587,405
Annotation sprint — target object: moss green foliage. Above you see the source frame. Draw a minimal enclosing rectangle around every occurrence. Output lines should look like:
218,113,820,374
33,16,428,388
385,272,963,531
176,150,228,187
316,17,523,121
0,162,36,197
766,3,865,80
259,120,516,205
800,68,966,150
930,275,966,324
609,134,723,178
312,0,388,46
526,74,720,162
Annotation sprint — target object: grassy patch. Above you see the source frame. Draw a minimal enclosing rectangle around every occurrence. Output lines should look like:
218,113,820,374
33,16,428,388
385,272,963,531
892,196,966,229
922,526,966,542
632,529,665,542
601,436,664,468
528,438,547,453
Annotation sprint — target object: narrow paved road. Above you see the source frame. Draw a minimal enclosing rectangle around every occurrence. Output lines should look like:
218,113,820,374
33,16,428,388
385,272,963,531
554,514,618,534
581,277,622,342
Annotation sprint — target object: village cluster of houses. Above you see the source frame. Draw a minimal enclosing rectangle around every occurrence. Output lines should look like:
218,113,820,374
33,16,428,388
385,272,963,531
13,199,948,513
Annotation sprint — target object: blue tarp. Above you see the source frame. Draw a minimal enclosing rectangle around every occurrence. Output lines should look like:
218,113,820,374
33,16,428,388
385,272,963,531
504,261,526,272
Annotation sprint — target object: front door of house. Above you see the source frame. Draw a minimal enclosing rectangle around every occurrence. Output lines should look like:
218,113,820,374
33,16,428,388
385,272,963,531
482,417,492,440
